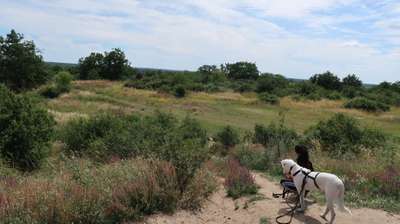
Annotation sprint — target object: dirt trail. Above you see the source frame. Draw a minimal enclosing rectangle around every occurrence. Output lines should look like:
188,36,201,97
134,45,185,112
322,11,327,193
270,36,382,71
144,173,400,224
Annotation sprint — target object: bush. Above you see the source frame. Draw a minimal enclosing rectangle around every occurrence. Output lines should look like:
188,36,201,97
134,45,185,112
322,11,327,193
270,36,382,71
174,85,186,98
40,71,74,98
344,97,390,112
256,74,288,94
253,122,298,158
258,93,279,105
370,165,400,199
0,158,209,223
215,126,240,149
326,91,342,100
61,112,210,192
0,85,55,170
233,144,269,171
61,113,129,159
224,158,258,199
305,113,386,156
40,84,60,98
55,71,73,93
310,71,342,90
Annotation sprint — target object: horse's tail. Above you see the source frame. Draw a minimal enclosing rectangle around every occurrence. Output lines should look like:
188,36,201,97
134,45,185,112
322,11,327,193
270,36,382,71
336,181,352,215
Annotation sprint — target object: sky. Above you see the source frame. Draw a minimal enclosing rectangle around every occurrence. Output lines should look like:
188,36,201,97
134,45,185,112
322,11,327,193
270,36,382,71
0,0,399,83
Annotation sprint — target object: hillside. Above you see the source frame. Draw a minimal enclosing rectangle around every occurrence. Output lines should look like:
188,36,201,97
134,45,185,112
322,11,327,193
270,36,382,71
45,80,400,137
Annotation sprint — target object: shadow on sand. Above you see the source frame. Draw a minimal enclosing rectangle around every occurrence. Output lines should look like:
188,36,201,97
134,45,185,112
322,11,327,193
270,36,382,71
277,208,323,224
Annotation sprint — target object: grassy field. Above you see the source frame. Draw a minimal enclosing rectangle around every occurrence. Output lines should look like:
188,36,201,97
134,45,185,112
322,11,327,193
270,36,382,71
45,80,400,137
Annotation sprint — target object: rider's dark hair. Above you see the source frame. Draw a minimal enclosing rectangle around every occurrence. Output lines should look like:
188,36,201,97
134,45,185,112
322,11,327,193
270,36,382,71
295,145,314,171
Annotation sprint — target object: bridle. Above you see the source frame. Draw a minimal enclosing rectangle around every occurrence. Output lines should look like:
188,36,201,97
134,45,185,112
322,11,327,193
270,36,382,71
275,164,321,224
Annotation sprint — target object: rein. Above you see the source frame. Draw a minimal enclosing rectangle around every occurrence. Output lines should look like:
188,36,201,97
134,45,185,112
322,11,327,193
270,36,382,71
275,173,308,224
275,165,319,224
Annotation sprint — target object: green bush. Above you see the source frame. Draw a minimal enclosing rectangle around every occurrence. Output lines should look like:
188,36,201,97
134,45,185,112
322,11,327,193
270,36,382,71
224,158,258,199
258,93,279,105
61,112,210,192
305,113,386,156
344,97,390,112
326,91,342,100
256,74,288,94
40,85,60,98
55,71,73,93
215,126,240,149
174,85,186,98
0,85,55,170
253,122,298,158
233,144,269,171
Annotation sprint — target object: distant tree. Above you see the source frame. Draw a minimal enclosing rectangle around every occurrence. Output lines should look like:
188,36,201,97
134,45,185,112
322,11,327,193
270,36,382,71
198,65,218,74
198,64,227,83
78,52,104,80
0,30,49,91
256,73,288,93
78,48,131,80
225,62,259,80
343,74,362,88
102,48,130,80
310,71,342,90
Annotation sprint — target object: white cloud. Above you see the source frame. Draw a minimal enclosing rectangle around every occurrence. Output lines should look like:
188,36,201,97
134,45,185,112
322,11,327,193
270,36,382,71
0,0,398,83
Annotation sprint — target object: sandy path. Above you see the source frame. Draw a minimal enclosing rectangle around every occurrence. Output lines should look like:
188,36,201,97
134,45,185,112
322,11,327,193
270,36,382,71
144,173,400,224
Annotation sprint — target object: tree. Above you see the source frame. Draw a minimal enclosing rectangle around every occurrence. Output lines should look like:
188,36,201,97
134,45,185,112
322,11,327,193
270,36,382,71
78,52,104,80
198,65,218,74
0,30,49,91
102,48,130,80
225,62,259,80
310,71,342,90
78,48,131,80
342,74,362,88
197,64,227,83
0,85,55,170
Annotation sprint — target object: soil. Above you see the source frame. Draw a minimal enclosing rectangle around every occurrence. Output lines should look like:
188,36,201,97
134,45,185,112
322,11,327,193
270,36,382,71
144,173,400,224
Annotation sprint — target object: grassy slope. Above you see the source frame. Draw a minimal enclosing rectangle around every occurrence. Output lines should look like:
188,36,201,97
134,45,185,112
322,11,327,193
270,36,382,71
45,80,400,137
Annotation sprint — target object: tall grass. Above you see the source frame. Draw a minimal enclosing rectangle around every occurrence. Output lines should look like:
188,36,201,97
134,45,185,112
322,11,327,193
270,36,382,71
0,158,216,223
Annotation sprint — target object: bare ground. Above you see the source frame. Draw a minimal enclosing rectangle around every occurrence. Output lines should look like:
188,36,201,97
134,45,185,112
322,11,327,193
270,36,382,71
144,173,400,224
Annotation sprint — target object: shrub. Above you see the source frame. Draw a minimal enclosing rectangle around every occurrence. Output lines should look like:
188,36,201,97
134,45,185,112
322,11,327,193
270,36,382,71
370,165,400,199
326,91,342,100
61,112,210,192
55,71,73,93
180,166,217,210
40,71,74,98
0,158,208,223
40,84,60,98
253,122,298,158
256,73,288,94
233,144,269,171
258,93,279,105
61,113,129,159
215,126,240,149
174,85,186,98
310,71,342,90
305,113,386,156
224,158,258,199
0,85,55,170
344,97,390,112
